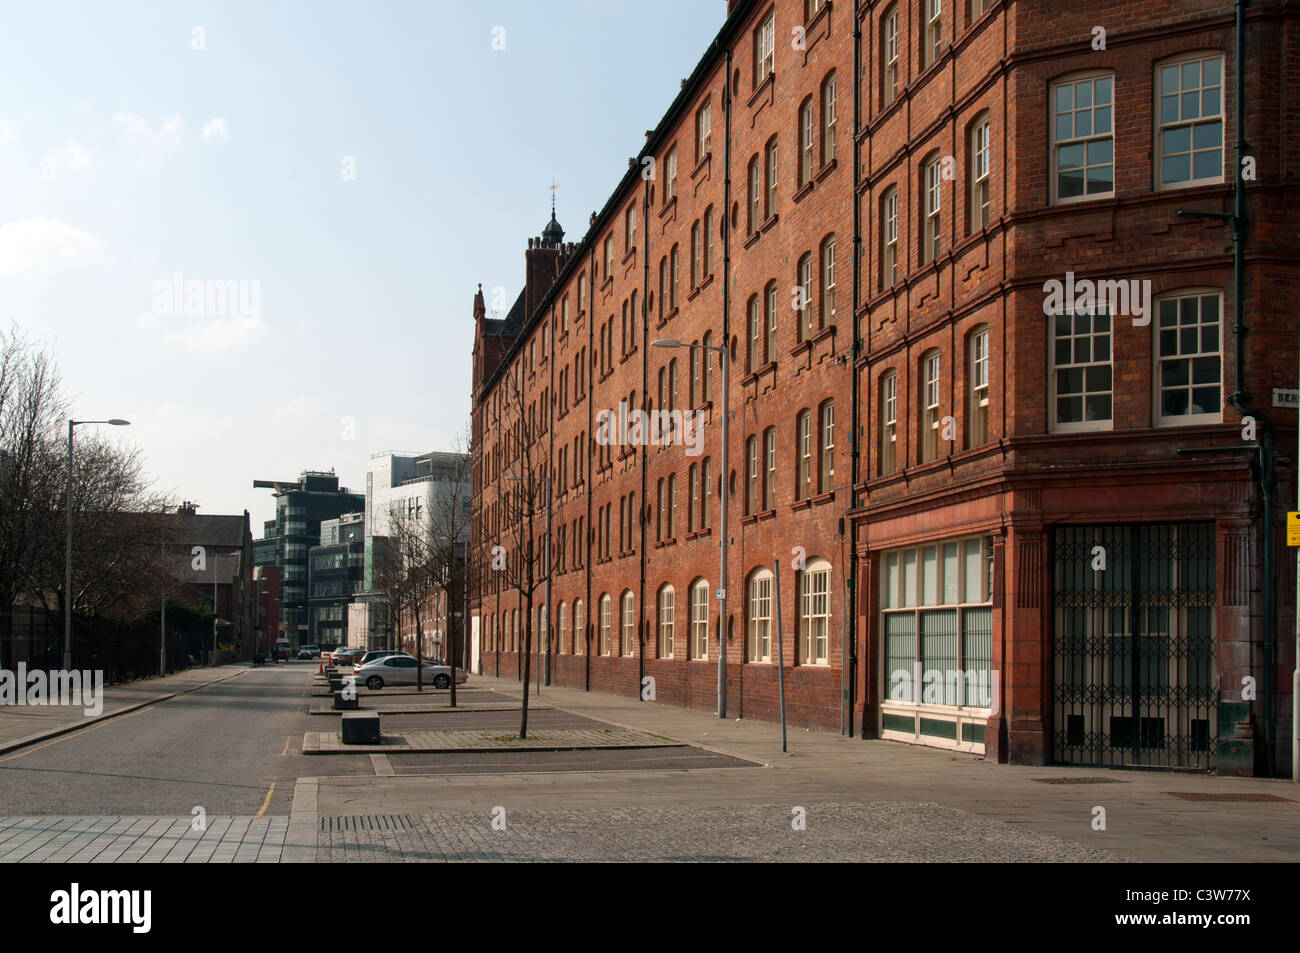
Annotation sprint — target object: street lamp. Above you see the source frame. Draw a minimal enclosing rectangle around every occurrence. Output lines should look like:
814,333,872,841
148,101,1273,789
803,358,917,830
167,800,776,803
654,337,729,718
64,418,130,671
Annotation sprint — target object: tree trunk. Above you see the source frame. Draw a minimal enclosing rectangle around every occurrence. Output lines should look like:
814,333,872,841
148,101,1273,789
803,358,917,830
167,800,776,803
520,592,532,739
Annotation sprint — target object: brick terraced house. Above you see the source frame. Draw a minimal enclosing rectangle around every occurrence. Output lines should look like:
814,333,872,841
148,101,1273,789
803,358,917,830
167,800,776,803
468,0,1298,774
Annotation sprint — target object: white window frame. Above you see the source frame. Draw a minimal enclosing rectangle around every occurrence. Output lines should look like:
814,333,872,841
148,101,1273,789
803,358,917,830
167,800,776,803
969,326,990,446
747,569,773,663
822,237,836,327
822,72,837,164
600,594,611,655
1051,72,1115,204
799,559,832,665
666,146,678,203
690,580,709,661
882,186,898,287
1155,53,1225,190
755,13,775,87
923,154,942,264
658,585,675,659
883,6,899,107
970,116,990,231
924,0,943,68
1050,309,1114,433
800,97,815,187
621,591,636,657
881,371,898,474
1154,289,1223,426
921,351,941,462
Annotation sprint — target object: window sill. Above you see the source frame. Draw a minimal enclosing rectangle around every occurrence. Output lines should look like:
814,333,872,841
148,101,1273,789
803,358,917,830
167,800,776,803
690,151,712,181
621,247,637,266
687,284,702,303
761,213,779,233
791,339,813,359
740,513,758,525
698,273,715,293
743,230,761,249
601,276,614,294
658,196,677,220
811,490,835,505
741,361,777,386
793,179,815,203
747,71,775,109
816,157,838,183
791,498,812,512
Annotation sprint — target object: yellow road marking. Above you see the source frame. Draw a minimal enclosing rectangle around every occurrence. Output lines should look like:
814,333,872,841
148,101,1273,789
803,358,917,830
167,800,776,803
280,735,291,756
255,782,276,818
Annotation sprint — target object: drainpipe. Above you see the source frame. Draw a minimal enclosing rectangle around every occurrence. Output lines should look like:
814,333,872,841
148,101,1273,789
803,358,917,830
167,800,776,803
1226,0,1276,777
586,243,596,691
847,0,863,737
639,164,651,700
721,45,733,718
1179,0,1276,775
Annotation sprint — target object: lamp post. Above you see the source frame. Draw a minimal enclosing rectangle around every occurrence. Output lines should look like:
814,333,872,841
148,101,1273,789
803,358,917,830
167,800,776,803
654,338,729,718
64,418,130,671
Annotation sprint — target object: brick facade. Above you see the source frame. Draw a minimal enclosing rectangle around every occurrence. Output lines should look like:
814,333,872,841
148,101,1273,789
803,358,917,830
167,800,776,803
468,0,1299,773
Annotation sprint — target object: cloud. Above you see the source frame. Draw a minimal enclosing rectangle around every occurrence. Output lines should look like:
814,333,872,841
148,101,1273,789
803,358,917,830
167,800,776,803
113,112,183,163
0,119,16,142
0,218,102,278
161,314,266,352
42,140,95,173
201,117,228,142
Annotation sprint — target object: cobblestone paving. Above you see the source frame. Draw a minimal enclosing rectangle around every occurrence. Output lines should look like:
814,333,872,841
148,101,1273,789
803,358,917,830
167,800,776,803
0,815,289,862
305,727,679,754
317,802,1123,862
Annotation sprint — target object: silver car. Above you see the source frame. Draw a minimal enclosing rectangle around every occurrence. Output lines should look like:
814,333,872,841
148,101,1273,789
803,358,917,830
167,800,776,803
354,653,468,690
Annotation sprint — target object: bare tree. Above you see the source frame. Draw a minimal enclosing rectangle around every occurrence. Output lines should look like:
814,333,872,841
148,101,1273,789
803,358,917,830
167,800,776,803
388,500,436,691
425,431,472,706
0,327,171,656
496,365,551,739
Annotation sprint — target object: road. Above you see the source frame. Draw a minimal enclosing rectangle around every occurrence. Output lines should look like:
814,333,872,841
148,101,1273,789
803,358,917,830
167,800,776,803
0,663,369,817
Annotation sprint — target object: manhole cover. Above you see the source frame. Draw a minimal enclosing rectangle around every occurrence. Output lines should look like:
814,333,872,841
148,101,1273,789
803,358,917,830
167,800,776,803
1032,777,1126,784
1164,792,1293,803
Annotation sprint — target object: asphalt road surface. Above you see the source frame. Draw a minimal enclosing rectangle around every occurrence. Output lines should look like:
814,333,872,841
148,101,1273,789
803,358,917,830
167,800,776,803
0,664,370,816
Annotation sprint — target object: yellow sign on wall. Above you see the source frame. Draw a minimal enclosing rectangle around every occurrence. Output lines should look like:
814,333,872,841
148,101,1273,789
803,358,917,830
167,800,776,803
1288,512,1300,547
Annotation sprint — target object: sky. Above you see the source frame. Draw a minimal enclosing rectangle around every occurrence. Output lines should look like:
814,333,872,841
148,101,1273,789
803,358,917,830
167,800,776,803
0,0,724,533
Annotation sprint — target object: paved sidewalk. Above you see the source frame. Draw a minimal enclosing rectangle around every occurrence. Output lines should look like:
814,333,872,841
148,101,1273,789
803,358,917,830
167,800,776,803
0,814,288,862
292,671,1300,862
0,664,252,754
303,726,682,754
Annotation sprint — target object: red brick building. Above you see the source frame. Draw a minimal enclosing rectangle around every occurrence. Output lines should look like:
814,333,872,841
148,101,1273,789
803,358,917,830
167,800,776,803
469,0,1298,775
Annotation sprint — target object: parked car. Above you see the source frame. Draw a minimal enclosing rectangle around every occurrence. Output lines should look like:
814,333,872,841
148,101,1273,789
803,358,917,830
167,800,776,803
355,653,468,690
327,647,354,665
297,648,314,660
331,647,366,666
298,644,321,659
357,650,400,667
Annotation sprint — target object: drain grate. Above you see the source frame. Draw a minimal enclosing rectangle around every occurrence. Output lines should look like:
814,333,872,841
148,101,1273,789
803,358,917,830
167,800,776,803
320,814,420,832
1032,777,1126,785
1164,792,1293,803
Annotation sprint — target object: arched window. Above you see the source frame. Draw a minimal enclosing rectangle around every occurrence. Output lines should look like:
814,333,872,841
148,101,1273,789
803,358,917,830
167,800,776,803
819,398,835,493
599,594,612,655
922,152,942,263
703,206,714,277
880,185,899,288
558,602,568,655
799,96,815,186
747,294,761,372
669,244,680,310
967,325,990,446
690,579,709,660
747,155,761,234
882,6,899,108
764,280,778,361
797,252,814,342
879,370,898,474
821,71,837,165
691,220,702,287
968,112,991,232
621,590,636,657
747,568,774,662
573,599,584,656
798,558,832,665
920,349,941,462
658,584,675,658
745,435,759,515
820,235,836,328
796,409,813,500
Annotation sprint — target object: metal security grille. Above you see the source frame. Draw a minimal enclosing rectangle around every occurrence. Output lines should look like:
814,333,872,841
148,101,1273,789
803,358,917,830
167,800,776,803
1051,523,1216,768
